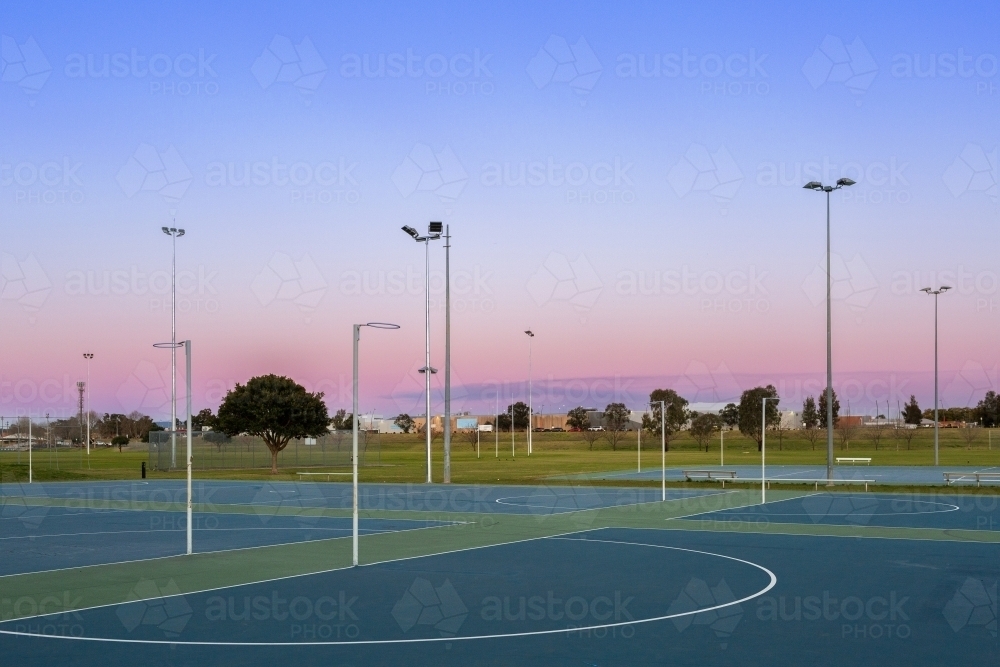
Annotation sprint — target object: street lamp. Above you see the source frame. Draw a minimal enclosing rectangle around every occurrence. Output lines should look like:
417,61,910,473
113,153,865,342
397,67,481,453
83,353,93,455
162,226,185,469
401,223,442,483
524,330,534,455
352,322,400,566
921,285,951,465
804,177,855,485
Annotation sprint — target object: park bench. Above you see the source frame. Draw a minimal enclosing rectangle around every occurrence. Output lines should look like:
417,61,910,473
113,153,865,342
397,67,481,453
296,472,351,481
943,472,1000,487
683,470,738,486
836,457,872,465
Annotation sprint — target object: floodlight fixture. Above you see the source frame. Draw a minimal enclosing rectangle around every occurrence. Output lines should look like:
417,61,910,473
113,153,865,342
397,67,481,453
836,177,856,187
402,225,419,238
428,221,443,234
803,181,823,190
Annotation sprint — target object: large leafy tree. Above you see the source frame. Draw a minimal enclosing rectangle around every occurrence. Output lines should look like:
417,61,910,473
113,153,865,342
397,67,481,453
690,413,722,452
507,402,530,430
737,385,780,451
394,414,415,434
602,402,631,451
566,406,590,431
801,396,821,450
976,391,1000,427
817,388,840,428
641,389,688,452
191,408,216,431
902,395,922,425
720,403,739,429
217,375,330,474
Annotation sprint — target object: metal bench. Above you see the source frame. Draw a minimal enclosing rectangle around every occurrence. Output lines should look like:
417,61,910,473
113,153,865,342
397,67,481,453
943,472,1000,487
296,472,352,481
683,470,737,487
836,457,872,465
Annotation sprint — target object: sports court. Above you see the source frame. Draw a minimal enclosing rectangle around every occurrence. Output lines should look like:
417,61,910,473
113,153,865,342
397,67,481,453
1,480,997,666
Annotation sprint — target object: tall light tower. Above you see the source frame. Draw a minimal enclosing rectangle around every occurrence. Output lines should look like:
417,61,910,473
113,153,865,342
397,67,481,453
162,226,185,468
524,330,534,454
921,285,951,465
803,178,855,485
83,353,93,455
443,224,452,483
401,223,442,483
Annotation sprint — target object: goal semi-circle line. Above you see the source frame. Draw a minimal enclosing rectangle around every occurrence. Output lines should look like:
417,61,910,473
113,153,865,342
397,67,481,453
493,492,673,510
0,537,776,647
714,498,959,518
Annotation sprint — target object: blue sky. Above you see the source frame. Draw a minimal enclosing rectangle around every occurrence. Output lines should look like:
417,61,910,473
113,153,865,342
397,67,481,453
1,0,997,420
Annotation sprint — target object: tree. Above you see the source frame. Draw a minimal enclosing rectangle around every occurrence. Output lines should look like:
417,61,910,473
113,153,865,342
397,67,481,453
960,425,979,449
508,402,530,430
330,409,350,430
737,385,780,452
690,413,721,452
216,374,330,474
899,425,917,450
975,391,1000,428
394,414,415,434
111,435,128,452
817,389,841,428
720,403,739,430
864,419,886,451
566,406,590,431
641,389,689,452
581,428,601,451
902,395,922,425
191,408,216,431
836,422,856,451
602,403,630,451
495,412,512,432
801,396,821,450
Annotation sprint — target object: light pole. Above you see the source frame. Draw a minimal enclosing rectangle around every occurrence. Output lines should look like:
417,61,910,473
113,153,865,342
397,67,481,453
401,224,442,484
443,224,452,483
352,322,400,566
83,353,93,455
921,286,951,465
762,397,775,504
524,330,534,455
804,178,855,485
154,340,192,553
162,226,185,469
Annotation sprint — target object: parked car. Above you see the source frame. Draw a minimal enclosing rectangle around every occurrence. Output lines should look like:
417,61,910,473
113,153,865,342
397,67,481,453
587,426,604,431
549,427,564,432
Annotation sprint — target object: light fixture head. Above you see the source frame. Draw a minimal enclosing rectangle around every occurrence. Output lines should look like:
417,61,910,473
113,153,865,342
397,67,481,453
428,221,443,234
176,228,185,237
803,181,823,190
836,177,856,187
401,225,419,238
940,285,952,292
920,287,932,294
161,227,170,234
524,330,534,337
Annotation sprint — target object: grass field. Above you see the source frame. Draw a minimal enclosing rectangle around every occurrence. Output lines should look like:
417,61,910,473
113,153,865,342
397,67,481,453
2,427,997,485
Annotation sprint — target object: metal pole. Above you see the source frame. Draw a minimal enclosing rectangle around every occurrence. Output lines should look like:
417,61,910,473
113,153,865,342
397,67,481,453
443,225,452,483
511,395,515,458
527,334,532,455
185,340,192,555
495,390,499,458
934,291,939,466
762,397,769,504
637,423,641,473
825,189,833,485
353,324,360,566
28,418,32,484
85,355,91,456
424,238,432,484
171,231,177,469
660,401,666,501
721,429,724,466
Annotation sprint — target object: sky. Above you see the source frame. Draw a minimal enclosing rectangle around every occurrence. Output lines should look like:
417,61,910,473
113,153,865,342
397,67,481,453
1,0,997,422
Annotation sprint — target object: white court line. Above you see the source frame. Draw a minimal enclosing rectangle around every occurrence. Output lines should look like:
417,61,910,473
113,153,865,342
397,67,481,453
0,534,777,646
0,520,464,580
0,525,422,542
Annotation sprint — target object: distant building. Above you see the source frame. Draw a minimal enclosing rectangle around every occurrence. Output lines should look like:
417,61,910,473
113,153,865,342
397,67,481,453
779,410,802,430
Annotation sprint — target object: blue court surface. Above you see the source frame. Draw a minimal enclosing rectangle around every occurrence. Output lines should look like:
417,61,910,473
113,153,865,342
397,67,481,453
0,527,996,666
0,506,453,576
565,464,1000,486
688,491,1000,531
0,479,720,515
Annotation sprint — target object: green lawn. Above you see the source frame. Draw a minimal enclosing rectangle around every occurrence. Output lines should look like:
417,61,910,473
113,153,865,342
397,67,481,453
2,427,997,485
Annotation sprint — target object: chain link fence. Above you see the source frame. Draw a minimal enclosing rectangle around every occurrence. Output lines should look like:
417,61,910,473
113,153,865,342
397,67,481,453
147,431,380,471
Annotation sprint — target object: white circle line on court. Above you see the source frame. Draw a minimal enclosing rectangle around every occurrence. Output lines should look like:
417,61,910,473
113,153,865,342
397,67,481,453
714,498,960,517
0,537,776,646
